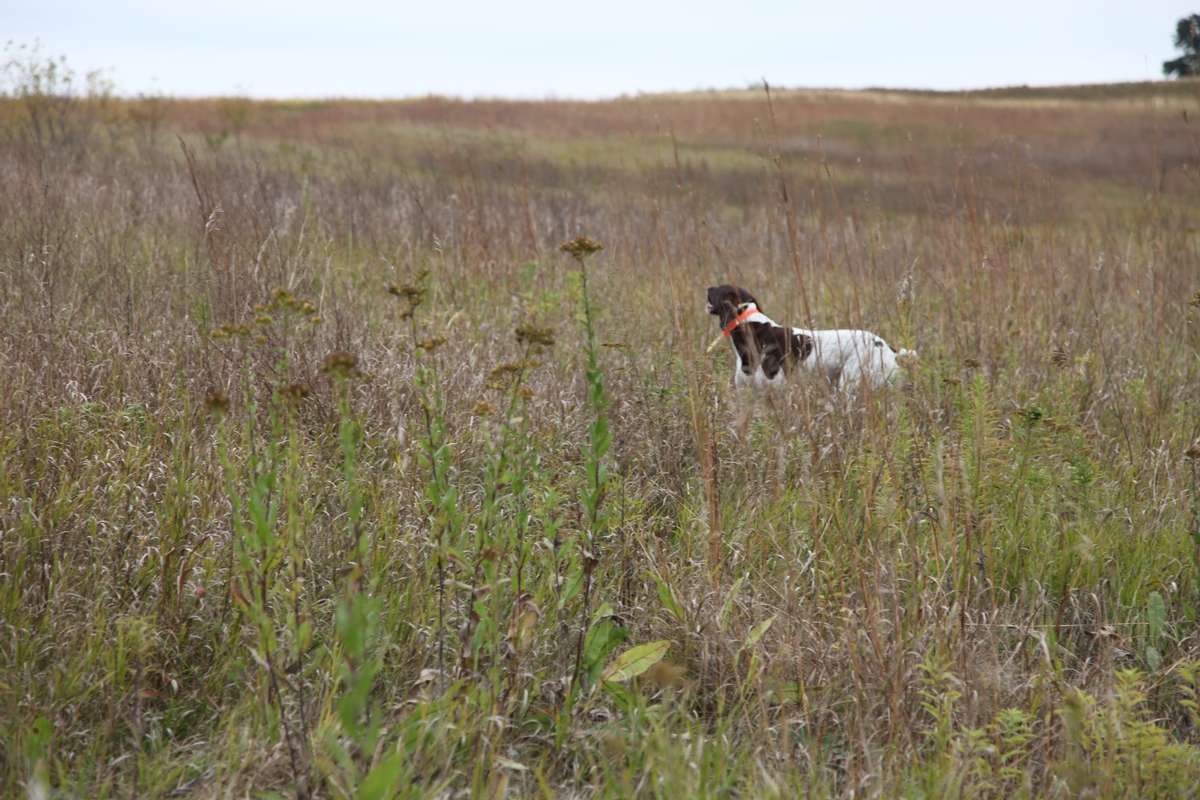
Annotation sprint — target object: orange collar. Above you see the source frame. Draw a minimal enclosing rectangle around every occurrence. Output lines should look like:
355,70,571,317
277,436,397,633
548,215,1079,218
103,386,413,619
722,305,759,336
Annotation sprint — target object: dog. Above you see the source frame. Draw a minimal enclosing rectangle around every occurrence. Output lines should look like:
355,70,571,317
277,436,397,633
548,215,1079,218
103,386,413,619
705,284,916,391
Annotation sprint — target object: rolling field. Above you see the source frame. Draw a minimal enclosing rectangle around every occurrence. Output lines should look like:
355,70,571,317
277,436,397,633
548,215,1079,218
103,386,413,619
3,64,1200,797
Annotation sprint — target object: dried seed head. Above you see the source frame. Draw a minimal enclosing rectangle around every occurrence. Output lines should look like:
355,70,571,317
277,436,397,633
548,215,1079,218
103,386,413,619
473,400,496,417
213,323,252,339
417,336,447,353
490,362,524,377
486,361,524,391
640,660,690,690
321,351,361,379
260,288,320,321
515,323,555,348
204,388,229,415
280,382,311,403
559,236,604,261
388,283,426,306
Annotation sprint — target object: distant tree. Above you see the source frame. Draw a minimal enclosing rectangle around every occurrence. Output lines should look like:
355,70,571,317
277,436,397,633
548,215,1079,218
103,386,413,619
1163,14,1200,77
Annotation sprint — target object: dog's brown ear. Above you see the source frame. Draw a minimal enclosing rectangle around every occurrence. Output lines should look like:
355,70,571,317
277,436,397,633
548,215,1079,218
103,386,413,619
707,285,735,324
791,332,813,362
735,287,760,310
706,285,730,313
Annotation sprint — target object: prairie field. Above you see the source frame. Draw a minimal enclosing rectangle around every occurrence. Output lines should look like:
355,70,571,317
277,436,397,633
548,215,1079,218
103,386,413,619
3,63,1200,798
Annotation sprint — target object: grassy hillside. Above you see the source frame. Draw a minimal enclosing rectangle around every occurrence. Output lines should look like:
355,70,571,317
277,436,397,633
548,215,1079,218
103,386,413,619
3,62,1200,798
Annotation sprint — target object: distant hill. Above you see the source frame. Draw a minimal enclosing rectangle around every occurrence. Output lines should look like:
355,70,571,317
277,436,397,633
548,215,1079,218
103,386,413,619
628,79,1200,108
866,78,1200,103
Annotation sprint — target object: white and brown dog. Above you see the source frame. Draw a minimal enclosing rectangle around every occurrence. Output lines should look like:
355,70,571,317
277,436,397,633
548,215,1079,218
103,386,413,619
706,284,916,391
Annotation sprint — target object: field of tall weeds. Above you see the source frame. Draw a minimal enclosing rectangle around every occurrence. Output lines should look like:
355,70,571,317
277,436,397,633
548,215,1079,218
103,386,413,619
3,52,1200,797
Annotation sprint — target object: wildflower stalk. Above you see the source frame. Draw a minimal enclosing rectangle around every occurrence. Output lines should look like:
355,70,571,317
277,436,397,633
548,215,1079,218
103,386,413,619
214,394,312,800
485,324,554,674
468,340,535,675
560,237,610,700
392,276,460,686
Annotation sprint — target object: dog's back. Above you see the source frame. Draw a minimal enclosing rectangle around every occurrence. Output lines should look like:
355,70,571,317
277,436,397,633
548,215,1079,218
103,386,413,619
798,328,914,390
707,284,916,392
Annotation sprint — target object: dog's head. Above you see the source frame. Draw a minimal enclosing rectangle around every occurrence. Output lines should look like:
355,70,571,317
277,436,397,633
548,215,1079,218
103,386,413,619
706,284,760,327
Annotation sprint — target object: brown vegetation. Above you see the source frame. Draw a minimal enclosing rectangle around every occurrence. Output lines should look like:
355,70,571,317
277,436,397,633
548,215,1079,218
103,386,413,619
3,60,1200,796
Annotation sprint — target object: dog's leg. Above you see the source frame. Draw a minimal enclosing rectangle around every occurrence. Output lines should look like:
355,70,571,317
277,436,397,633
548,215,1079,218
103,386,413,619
765,391,797,503
731,385,754,443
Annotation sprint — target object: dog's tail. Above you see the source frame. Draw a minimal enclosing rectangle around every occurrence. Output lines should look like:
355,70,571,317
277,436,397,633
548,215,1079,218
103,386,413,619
895,348,919,369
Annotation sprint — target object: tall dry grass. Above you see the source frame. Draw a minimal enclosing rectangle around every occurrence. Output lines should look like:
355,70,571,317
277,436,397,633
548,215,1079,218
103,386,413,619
3,51,1200,797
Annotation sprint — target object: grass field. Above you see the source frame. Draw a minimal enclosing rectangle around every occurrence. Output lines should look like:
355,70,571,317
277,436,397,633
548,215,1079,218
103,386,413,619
3,55,1200,797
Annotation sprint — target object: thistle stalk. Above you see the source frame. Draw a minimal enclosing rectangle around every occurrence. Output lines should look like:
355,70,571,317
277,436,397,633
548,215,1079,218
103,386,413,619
559,237,610,698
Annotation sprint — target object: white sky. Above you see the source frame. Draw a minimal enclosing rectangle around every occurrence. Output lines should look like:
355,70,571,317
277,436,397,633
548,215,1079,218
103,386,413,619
5,1,1196,99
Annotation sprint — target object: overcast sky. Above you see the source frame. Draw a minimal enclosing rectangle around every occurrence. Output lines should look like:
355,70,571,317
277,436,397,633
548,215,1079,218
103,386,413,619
5,1,1196,99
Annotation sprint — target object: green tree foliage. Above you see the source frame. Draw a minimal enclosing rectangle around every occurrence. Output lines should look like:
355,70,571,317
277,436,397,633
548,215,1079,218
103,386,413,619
1163,14,1200,77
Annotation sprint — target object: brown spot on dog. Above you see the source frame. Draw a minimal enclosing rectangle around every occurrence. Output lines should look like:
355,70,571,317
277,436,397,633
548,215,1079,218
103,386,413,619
707,284,813,379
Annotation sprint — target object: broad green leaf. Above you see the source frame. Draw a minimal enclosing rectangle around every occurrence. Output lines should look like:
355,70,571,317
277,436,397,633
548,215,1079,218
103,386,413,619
357,752,406,800
24,716,51,766
719,575,746,629
591,601,614,623
742,615,776,651
602,678,637,710
1146,645,1163,672
1146,591,1166,641
558,565,584,610
653,572,684,622
769,681,806,704
601,640,670,683
584,617,630,683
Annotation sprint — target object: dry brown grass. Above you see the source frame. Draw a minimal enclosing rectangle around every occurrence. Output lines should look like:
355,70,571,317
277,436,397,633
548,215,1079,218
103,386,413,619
2,67,1200,797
